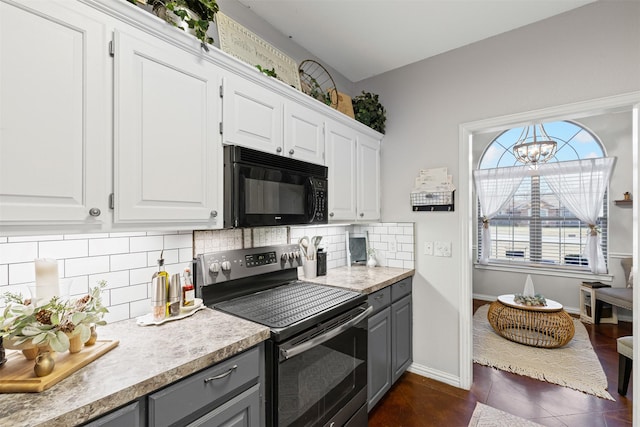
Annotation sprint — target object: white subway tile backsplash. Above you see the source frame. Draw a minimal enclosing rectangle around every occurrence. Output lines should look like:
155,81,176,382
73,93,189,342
104,303,130,323
90,271,130,289
130,236,164,253
89,237,130,256
39,239,88,259
400,243,414,252
0,224,414,322
110,252,147,272
111,284,147,305
130,298,151,318
9,262,36,284
164,233,193,249
388,259,404,268
130,266,158,286
0,242,37,264
179,247,195,263
396,235,413,244
66,276,89,296
147,249,179,268
65,256,110,277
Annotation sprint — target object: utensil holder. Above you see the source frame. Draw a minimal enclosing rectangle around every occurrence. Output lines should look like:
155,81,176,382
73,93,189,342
303,259,317,279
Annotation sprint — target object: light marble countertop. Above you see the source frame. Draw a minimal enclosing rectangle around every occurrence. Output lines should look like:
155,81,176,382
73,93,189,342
303,265,415,294
0,308,270,427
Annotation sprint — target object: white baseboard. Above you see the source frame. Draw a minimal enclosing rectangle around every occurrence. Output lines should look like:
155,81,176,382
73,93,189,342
407,362,463,389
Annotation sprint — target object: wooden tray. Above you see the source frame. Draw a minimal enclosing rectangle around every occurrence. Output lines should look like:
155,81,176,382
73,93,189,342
0,340,119,393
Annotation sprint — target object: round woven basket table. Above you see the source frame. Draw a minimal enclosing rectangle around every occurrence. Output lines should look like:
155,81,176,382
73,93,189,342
487,295,575,348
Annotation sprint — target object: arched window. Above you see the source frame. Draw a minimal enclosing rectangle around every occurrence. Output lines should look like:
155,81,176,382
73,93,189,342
477,120,607,269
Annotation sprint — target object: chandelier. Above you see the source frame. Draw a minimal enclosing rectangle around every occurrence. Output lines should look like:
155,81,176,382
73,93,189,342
512,123,557,165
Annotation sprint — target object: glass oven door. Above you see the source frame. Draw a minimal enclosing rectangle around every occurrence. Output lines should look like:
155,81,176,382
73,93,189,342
270,304,371,427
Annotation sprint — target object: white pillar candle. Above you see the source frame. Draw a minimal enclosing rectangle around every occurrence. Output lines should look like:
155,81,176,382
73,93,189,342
34,258,59,303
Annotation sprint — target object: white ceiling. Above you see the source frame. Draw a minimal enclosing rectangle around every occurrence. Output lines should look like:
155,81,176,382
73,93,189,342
237,0,595,82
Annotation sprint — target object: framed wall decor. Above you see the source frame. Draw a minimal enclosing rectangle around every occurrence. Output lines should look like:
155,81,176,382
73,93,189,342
216,12,301,91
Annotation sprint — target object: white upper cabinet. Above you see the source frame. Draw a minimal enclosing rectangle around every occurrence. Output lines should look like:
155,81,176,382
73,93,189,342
283,101,325,165
0,0,109,228
326,121,358,220
113,27,221,226
357,134,381,221
221,73,326,165
326,120,381,221
221,73,283,155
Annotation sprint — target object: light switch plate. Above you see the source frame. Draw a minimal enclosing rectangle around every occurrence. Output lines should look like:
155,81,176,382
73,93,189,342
424,241,433,255
434,241,452,257
389,240,397,252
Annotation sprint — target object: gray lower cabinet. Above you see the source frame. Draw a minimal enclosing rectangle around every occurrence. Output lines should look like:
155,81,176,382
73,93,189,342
367,278,413,411
83,400,145,427
83,345,263,427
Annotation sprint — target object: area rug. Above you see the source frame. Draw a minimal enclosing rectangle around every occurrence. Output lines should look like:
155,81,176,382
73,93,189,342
468,402,545,427
473,304,614,400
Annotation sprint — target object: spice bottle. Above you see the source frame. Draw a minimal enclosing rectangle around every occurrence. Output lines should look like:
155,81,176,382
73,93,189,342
151,275,167,322
182,267,195,307
168,274,182,316
152,250,170,316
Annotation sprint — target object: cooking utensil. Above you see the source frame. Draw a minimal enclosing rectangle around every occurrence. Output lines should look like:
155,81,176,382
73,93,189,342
299,237,310,258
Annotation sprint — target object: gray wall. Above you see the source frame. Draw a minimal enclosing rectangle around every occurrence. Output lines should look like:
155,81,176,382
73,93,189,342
355,1,640,378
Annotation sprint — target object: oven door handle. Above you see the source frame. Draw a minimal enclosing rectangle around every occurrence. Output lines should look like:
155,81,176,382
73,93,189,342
280,305,373,361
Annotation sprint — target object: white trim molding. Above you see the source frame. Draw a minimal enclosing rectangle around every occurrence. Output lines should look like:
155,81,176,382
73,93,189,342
408,363,462,389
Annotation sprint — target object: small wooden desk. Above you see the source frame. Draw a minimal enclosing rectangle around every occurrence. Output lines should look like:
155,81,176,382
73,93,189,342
487,295,575,348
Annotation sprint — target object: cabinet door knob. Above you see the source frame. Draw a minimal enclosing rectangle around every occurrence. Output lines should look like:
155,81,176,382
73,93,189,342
329,212,334,217
276,147,282,153
289,149,295,155
360,212,364,217
89,208,101,217
210,210,218,218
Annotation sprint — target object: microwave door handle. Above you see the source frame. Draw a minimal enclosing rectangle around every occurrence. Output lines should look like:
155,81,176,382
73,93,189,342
279,305,373,362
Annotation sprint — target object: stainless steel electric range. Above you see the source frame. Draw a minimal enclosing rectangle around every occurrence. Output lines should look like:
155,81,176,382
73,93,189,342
195,244,371,427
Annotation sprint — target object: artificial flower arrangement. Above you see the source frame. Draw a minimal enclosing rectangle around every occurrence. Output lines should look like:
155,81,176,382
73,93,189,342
0,281,108,353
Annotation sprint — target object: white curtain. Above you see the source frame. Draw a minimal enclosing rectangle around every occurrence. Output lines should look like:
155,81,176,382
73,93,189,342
538,157,615,274
473,166,530,264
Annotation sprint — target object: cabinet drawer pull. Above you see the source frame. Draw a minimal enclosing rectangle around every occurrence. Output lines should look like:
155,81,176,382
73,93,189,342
289,149,294,155
374,294,384,300
204,365,237,383
276,147,282,153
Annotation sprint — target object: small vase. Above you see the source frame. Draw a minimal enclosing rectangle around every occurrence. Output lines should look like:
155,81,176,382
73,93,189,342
34,351,55,377
22,347,39,360
85,325,98,346
68,334,83,354
367,254,377,268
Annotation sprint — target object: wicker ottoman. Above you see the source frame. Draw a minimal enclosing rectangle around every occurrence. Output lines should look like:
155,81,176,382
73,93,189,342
487,295,575,348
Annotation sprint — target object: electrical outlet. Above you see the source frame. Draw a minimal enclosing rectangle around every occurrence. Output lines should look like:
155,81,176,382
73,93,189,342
388,240,397,252
424,241,433,255
434,241,452,257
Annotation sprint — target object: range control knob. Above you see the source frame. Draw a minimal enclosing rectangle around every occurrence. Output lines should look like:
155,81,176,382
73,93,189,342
209,262,220,273
281,253,289,261
290,252,298,260
221,261,232,271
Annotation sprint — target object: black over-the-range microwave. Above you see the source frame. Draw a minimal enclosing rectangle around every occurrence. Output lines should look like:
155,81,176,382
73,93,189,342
223,145,328,228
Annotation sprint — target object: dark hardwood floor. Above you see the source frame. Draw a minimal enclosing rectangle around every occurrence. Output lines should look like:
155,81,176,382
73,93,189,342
368,299,633,427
